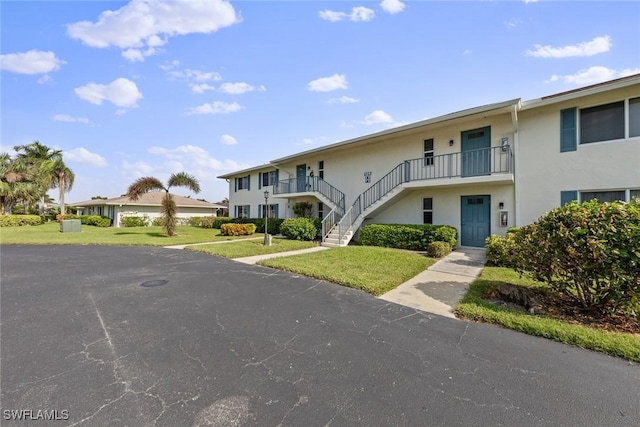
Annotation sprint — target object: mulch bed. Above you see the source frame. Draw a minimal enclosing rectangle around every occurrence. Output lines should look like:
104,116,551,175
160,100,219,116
486,284,640,335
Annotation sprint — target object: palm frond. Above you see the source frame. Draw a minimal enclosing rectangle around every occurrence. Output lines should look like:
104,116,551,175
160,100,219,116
167,172,201,194
127,177,166,201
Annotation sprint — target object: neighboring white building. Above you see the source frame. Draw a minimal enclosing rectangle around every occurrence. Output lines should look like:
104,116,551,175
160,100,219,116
219,75,640,247
71,192,226,228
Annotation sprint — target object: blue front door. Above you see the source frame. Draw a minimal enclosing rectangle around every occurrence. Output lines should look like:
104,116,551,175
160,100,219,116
296,164,306,192
461,195,490,247
461,126,491,177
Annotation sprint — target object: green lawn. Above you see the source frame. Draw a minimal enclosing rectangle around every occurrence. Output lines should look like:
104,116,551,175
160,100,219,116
455,267,640,362
258,246,433,296
0,222,261,246
187,238,316,258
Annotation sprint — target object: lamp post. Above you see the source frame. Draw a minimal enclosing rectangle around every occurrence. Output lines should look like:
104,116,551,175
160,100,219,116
263,190,271,246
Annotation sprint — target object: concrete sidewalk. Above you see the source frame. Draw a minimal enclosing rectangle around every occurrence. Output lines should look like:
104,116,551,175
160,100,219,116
163,237,263,250
380,247,486,318
233,246,330,264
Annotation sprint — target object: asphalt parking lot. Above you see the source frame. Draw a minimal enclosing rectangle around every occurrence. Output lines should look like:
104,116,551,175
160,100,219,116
1,245,638,426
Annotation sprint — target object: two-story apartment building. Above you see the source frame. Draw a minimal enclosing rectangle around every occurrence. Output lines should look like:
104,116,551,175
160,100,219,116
219,74,640,247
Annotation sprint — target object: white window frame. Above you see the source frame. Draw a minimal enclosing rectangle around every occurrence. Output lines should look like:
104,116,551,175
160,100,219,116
578,96,640,145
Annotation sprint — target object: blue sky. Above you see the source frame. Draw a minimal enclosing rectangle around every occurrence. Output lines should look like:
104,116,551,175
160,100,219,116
2,0,639,204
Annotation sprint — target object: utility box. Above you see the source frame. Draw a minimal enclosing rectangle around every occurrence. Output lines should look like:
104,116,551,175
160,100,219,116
60,219,82,233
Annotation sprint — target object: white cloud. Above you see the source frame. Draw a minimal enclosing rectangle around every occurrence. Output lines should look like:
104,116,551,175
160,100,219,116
186,101,243,115
463,49,472,55
147,144,246,171
505,18,522,28
0,50,65,74
115,109,127,115
75,78,143,108
220,134,238,145
299,136,331,146
170,68,222,82
545,66,640,85
219,82,266,95
327,96,359,104
380,0,405,14
37,75,53,84
363,110,393,125
160,59,180,71
67,0,241,62
319,6,375,22
65,148,107,167
526,36,611,58
308,74,348,92
53,114,91,124
191,83,216,94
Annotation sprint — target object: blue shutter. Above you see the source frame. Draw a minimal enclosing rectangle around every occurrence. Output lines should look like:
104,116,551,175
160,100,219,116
247,175,251,191
247,205,251,218
560,108,577,152
233,205,237,218
275,169,279,184
561,191,577,206
258,204,262,218
275,204,279,219
258,173,262,189
234,178,237,192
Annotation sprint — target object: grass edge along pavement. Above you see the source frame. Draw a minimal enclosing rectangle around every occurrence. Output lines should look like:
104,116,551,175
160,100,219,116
0,222,262,246
257,245,434,296
186,238,316,258
454,267,640,363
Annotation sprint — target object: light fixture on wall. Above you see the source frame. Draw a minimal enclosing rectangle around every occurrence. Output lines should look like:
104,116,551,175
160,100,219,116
449,139,454,146
498,202,504,209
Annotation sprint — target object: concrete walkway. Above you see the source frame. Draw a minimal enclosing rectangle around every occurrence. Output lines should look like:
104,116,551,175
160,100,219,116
163,237,263,250
379,247,486,318
233,246,330,265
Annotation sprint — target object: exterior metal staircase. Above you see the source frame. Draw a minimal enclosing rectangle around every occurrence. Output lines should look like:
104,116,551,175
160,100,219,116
321,146,513,247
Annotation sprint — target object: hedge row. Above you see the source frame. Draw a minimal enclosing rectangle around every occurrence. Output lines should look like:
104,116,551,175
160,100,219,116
359,223,458,251
59,214,111,227
0,214,43,227
220,223,257,236
280,217,317,240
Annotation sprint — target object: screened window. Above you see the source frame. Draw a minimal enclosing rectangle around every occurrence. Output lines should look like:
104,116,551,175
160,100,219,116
318,202,324,219
237,176,249,190
236,205,249,218
261,171,277,187
580,101,625,144
631,190,640,201
424,139,434,166
629,97,640,138
423,197,433,224
581,191,626,203
260,204,278,219
318,161,325,179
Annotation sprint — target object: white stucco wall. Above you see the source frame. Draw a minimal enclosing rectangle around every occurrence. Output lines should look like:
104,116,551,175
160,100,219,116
226,167,287,218
364,184,515,245
518,85,640,225
115,206,218,227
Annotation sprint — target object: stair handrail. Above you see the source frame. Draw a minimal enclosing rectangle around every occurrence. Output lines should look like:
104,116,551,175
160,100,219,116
274,176,345,214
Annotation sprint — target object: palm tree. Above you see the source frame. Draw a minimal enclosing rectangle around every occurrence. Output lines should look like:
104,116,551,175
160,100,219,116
13,141,65,214
126,172,201,236
42,158,75,215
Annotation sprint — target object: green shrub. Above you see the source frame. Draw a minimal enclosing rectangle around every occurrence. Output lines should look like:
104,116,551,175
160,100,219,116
513,199,640,315
121,216,148,227
212,217,233,229
220,223,257,236
485,233,518,267
292,202,313,217
151,217,163,226
82,215,111,227
0,214,43,227
11,205,25,215
427,241,452,258
359,224,458,250
232,217,284,234
187,216,202,227
280,217,317,240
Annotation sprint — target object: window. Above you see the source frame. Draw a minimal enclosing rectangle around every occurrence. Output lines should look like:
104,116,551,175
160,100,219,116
423,197,433,224
318,161,324,179
236,205,250,218
318,202,324,219
236,175,250,191
631,189,640,201
581,191,626,203
580,101,625,144
561,97,640,151
260,204,278,219
630,98,640,137
424,139,434,166
261,171,277,187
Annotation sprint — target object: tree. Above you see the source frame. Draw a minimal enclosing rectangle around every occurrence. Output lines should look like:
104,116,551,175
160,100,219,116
0,152,40,214
126,172,201,236
13,141,70,214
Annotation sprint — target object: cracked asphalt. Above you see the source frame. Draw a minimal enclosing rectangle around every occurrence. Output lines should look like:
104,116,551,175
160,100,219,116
1,245,639,426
